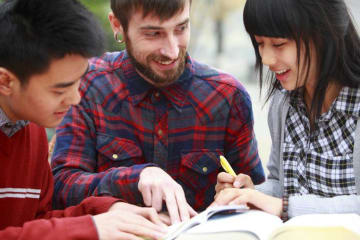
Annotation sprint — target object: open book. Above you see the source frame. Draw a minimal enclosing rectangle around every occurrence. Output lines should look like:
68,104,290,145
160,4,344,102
164,205,360,240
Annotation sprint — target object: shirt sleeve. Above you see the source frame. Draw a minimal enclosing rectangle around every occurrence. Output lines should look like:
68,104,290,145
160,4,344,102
288,194,360,217
0,215,98,240
256,91,285,197
225,88,265,184
51,99,155,209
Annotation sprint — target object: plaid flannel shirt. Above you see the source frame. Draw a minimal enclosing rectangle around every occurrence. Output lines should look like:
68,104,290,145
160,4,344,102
52,51,265,210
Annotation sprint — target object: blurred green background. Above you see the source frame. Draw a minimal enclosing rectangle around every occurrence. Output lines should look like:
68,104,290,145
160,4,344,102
80,0,119,52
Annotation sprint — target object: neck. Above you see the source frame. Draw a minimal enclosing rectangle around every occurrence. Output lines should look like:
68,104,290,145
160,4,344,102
0,98,17,123
304,81,342,114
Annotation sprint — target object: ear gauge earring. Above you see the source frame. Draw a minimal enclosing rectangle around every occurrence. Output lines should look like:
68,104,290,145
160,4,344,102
114,32,125,44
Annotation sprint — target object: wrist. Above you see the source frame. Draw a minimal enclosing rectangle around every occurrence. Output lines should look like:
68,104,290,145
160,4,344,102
281,195,289,222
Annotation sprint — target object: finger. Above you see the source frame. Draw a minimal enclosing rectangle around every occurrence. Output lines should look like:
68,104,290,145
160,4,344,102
215,182,233,193
141,207,168,228
233,174,254,189
159,212,171,226
164,190,181,224
139,183,152,207
213,188,242,206
115,231,143,240
118,221,165,240
229,195,249,206
217,172,235,184
187,203,197,217
121,213,167,234
174,188,190,222
151,185,163,212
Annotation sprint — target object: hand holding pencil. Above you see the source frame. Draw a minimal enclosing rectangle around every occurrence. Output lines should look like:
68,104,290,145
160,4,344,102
215,155,255,197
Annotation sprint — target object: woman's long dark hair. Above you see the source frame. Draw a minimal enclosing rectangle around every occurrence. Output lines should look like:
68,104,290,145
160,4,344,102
244,0,360,119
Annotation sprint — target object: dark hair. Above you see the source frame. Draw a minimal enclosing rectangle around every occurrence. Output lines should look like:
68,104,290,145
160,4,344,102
110,0,191,33
244,0,360,118
0,0,105,84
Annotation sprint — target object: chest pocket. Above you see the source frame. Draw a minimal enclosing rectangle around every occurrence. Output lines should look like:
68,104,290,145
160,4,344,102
96,133,143,169
178,149,221,190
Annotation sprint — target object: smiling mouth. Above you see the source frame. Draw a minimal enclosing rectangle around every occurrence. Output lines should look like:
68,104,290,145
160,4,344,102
155,59,177,65
274,69,290,75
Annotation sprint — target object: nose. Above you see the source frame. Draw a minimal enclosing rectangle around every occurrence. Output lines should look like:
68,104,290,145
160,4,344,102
160,35,180,59
260,47,276,67
64,86,81,106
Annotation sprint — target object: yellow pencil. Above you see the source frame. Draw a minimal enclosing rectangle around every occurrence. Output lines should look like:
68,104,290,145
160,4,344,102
219,155,237,177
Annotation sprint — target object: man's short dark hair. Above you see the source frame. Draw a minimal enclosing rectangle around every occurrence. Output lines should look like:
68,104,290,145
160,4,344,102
0,0,105,84
110,0,191,33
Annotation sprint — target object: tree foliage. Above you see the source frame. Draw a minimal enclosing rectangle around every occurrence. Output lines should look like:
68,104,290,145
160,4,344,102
80,0,120,51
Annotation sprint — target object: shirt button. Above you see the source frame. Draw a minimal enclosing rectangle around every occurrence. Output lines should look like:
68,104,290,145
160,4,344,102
202,167,208,173
158,129,163,136
154,92,160,98
112,154,118,160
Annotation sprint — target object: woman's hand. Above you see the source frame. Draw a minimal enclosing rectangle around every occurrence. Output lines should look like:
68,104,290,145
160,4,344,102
212,188,283,217
215,172,255,198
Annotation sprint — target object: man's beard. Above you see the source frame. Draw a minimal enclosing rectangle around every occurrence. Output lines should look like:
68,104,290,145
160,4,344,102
125,37,187,87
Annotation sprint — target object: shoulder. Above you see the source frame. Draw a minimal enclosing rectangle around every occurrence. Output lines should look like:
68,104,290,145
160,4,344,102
79,51,128,105
25,123,48,155
189,59,251,104
268,89,289,132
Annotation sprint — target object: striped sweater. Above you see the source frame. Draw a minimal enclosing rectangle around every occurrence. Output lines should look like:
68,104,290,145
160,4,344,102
0,122,117,239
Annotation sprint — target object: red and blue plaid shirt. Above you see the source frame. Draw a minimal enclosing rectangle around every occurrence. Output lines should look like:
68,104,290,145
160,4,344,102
52,51,265,211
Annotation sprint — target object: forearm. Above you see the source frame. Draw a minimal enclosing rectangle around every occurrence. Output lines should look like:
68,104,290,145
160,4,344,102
288,194,360,218
52,163,153,208
255,179,283,198
40,196,119,219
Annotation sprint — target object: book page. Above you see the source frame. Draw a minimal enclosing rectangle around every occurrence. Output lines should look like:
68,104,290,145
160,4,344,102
283,213,360,235
185,210,283,240
270,226,360,240
268,213,360,240
165,205,250,240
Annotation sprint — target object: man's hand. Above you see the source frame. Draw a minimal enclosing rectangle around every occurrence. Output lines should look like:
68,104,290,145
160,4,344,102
211,188,282,217
93,204,167,240
108,202,167,227
138,167,197,224
214,172,254,198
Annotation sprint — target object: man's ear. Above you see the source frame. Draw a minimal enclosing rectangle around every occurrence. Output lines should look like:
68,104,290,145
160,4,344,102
0,68,17,96
108,12,124,36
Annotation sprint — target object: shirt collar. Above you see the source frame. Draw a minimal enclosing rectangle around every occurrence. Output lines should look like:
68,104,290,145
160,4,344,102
0,107,9,128
0,107,28,136
121,51,194,112
332,86,360,118
288,86,360,120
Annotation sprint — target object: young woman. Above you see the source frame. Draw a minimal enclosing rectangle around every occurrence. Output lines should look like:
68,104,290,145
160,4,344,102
213,0,360,220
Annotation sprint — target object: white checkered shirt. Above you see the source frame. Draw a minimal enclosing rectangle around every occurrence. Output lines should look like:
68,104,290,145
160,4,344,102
283,87,359,197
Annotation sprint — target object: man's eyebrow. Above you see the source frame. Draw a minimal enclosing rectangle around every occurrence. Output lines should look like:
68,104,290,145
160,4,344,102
140,18,190,30
51,64,89,89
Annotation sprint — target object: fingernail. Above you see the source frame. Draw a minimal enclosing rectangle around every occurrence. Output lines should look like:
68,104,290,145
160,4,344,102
233,181,240,188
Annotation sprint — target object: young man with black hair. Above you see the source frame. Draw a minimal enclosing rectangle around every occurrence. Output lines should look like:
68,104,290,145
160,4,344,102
0,0,166,239
52,0,265,225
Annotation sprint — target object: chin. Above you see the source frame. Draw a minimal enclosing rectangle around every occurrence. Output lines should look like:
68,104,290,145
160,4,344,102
39,120,61,129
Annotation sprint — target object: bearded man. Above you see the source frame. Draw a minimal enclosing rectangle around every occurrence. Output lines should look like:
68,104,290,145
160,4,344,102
51,0,265,225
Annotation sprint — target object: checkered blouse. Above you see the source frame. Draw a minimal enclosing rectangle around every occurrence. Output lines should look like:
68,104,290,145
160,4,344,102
283,87,359,197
